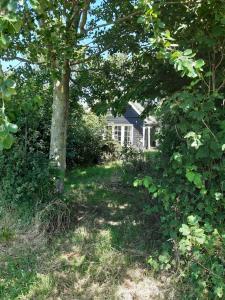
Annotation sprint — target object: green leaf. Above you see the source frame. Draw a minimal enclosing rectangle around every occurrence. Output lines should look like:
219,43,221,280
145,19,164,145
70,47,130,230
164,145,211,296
7,0,17,11
1,33,8,46
0,128,7,138
158,253,170,264
215,287,223,299
2,134,14,149
133,179,140,187
148,185,157,193
148,256,159,271
193,174,202,188
12,20,22,33
137,16,145,24
7,123,18,133
179,224,190,236
183,49,192,56
187,215,199,226
143,176,151,188
3,87,16,98
186,171,195,182
195,59,205,69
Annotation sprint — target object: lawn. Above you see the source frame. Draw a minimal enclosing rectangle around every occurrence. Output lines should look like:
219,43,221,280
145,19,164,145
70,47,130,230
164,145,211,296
0,163,173,299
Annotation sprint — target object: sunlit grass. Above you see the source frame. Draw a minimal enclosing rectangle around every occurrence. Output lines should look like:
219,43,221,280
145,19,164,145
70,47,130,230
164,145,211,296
0,161,170,299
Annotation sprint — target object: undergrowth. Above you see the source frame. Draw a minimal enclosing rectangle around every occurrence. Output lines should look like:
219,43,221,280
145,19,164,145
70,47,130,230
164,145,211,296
0,162,173,300
133,92,225,299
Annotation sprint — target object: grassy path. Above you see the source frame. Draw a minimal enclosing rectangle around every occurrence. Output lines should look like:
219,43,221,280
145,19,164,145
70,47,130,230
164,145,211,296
0,163,171,299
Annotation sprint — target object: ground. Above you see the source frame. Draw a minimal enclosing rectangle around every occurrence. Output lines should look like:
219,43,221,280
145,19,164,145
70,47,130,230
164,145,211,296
0,163,174,300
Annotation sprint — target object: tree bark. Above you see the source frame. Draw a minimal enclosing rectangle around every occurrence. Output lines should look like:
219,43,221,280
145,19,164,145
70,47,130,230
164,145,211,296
50,60,70,193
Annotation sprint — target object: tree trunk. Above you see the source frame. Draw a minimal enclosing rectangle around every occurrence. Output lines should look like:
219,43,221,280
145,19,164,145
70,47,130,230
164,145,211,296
49,61,70,193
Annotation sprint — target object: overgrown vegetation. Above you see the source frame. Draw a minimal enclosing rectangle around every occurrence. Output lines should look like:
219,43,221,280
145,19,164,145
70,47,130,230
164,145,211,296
1,0,225,299
0,163,172,300
132,1,225,299
67,112,121,167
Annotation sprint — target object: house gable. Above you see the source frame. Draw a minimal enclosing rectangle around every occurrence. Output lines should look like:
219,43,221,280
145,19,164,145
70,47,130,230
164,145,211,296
107,104,144,126
106,104,144,147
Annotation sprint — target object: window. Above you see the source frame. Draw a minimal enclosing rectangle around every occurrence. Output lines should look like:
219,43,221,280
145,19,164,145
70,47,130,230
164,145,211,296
143,126,158,149
114,126,122,143
124,125,132,145
104,125,133,145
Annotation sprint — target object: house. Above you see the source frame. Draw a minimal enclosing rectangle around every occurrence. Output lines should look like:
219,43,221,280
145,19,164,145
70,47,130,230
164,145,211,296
106,102,158,149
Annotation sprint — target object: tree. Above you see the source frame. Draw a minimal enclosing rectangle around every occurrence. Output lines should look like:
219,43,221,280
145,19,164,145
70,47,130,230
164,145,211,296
2,0,142,192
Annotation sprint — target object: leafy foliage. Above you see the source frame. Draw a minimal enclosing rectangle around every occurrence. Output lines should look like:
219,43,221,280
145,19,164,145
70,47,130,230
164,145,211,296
131,0,225,298
67,112,106,167
0,66,53,208
67,111,122,167
1,0,225,298
0,0,21,150
0,146,53,205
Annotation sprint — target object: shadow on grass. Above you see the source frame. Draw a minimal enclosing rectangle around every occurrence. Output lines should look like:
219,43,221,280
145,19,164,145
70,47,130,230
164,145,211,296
0,162,167,299
65,162,162,257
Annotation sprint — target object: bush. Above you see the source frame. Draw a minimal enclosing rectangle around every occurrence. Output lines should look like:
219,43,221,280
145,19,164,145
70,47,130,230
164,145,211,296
67,112,122,167
67,112,105,167
0,144,54,207
100,139,122,162
121,146,160,182
134,91,225,299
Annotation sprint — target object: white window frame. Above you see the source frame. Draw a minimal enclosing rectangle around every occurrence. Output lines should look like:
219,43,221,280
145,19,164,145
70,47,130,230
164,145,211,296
143,126,152,149
123,125,133,146
114,125,123,144
105,124,134,146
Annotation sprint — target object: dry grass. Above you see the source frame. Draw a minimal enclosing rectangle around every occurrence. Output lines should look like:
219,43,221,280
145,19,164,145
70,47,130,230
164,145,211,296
0,163,176,300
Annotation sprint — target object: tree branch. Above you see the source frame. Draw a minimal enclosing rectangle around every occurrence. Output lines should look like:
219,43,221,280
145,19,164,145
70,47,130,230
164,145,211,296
67,1,80,29
215,44,225,70
218,79,225,92
1,56,43,65
79,0,91,34
202,119,218,142
70,47,109,67
87,10,141,32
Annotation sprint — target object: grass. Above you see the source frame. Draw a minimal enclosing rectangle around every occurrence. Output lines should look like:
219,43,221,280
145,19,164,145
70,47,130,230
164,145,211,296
0,162,173,299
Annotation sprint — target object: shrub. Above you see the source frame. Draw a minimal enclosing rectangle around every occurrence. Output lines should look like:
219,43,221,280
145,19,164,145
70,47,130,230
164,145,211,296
134,91,225,299
67,112,122,167
67,112,106,167
0,144,54,207
100,139,122,162
121,146,146,180
121,146,161,183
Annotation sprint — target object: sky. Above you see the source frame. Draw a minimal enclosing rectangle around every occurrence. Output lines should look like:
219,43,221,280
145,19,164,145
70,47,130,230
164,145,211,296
1,0,104,71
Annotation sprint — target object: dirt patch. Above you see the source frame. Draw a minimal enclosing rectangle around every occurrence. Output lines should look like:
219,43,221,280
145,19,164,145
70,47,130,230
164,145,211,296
115,268,166,300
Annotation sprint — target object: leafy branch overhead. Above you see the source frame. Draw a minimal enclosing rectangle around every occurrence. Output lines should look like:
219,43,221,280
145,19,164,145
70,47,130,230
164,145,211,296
0,0,21,150
138,1,205,78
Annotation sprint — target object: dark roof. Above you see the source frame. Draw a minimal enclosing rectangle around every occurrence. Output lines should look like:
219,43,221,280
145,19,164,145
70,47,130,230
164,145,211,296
129,102,157,126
